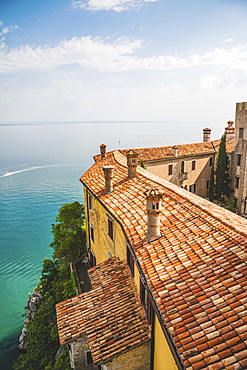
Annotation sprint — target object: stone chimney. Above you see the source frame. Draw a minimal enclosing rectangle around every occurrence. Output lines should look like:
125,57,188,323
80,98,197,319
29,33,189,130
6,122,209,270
100,144,107,159
203,128,211,142
102,166,114,194
145,188,163,241
126,150,139,178
173,145,178,157
225,121,235,140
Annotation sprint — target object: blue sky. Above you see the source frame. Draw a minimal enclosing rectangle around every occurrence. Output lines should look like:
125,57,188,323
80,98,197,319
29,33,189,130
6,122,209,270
1,0,247,123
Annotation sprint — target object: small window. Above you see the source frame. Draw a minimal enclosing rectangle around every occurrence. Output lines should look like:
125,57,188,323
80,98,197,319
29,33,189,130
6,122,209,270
237,154,241,166
207,179,210,189
235,177,240,189
127,246,134,277
108,217,114,241
88,194,93,211
85,350,93,365
239,127,244,138
209,157,213,166
168,164,173,176
192,160,196,171
140,279,152,324
90,224,94,242
181,161,185,174
189,184,196,193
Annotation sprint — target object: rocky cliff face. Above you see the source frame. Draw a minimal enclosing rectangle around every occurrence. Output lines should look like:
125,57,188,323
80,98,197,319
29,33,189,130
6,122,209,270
18,291,42,353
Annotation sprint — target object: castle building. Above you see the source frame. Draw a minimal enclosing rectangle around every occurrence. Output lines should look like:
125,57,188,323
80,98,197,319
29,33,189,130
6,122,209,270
231,102,247,214
56,102,247,370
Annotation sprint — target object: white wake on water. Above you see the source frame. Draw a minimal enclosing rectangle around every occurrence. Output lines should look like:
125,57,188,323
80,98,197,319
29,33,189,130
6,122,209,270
0,163,83,178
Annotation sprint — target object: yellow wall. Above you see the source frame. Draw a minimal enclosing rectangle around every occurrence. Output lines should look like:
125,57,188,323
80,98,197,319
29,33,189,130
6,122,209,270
84,187,127,264
153,315,178,370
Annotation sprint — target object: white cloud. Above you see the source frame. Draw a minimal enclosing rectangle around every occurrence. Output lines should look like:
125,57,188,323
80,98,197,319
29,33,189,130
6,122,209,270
72,0,157,12
1,35,247,75
223,38,233,43
0,23,19,36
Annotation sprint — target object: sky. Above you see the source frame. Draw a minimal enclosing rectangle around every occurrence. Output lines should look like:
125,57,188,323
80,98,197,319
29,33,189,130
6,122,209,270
1,0,247,123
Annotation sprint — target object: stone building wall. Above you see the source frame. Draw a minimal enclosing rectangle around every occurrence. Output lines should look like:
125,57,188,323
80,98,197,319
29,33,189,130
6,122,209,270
232,102,247,215
103,341,151,370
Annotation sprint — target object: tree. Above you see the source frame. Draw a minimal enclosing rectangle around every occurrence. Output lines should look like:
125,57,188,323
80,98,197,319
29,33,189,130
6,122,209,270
208,162,215,202
50,202,86,267
215,134,231,202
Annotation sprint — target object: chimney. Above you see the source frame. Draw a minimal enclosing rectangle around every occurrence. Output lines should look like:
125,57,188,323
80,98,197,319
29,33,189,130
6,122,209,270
145,188,163,241
126,150,139,178
203,128,211,142
172,145,178,157
100,144,107,159
225,121,235,140
102,166,114,194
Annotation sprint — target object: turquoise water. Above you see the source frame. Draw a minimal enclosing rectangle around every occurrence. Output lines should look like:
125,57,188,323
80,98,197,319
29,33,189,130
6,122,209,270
0,121,220,369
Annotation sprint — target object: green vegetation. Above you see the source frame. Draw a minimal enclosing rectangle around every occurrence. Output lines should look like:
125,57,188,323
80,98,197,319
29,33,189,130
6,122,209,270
14,202,86,370
214,133,231,202
208,134,232,205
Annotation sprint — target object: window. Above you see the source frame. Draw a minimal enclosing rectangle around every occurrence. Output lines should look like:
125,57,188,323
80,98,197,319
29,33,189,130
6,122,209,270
235,177,240,189
239,127,244,138
108,217,114,241
189,184,196,193
207,179,210,189
90,224,94,242
168,164,173,176
192,160,196,170
85,350,93,365
127,246,134,277
88,194,93,211
181,161,185,173
89,249,96,267
237,154,241,166
140,279,152,325
209,157,213,166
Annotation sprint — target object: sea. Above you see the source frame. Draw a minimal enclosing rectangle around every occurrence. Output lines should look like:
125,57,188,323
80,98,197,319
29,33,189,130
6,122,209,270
0,121,223,369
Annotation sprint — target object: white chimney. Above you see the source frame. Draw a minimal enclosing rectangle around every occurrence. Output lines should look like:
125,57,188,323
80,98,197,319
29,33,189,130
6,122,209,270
102,166,114,194
145,188,163,241
225,121,235,140
203,128,211,142
100,144,107,159
173,145,178,157
126,150,139,178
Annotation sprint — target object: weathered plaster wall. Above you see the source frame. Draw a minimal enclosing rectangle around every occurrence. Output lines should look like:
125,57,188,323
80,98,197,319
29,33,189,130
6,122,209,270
104,341,151,370
146,154,215,198
84,187,127,264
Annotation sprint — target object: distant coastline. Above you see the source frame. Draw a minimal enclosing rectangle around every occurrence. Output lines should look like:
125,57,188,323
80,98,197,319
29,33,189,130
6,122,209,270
0,120,221,126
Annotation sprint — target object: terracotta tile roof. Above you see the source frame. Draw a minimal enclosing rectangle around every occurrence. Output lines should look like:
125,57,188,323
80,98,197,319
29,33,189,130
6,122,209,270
94,138,234,163
81,150,247,370
56,258,151,364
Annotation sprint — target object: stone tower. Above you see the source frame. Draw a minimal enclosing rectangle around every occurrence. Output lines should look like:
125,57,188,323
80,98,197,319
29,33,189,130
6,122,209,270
232,102,247,215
